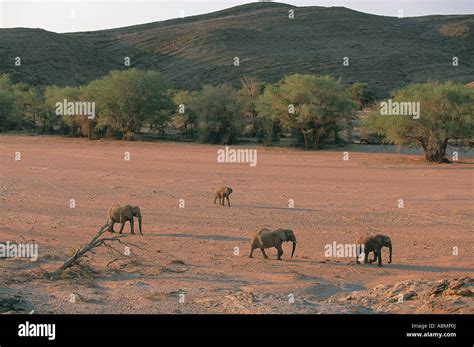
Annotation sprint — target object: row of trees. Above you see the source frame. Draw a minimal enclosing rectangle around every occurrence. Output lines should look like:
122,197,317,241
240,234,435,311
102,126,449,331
0,70,173,140
1,69,472,162
175,75,364,148
1,70,365,148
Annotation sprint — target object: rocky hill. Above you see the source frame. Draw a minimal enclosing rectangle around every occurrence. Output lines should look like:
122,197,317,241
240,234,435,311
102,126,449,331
0,2,472,96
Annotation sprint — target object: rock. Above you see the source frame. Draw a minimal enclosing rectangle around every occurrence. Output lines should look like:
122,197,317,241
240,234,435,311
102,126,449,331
402,291,417,300
373,284,386,291
429,280,448,296
447,279,464,290
445,288,472,297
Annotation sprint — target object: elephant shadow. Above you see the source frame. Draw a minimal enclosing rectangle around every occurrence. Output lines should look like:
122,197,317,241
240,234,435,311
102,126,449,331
385,264,474,273
290,259,473,273
237,205,318,212
145,233,248,242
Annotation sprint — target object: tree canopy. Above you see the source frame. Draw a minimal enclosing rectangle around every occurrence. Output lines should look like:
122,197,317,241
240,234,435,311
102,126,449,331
257,74,356,149
365,81,474,162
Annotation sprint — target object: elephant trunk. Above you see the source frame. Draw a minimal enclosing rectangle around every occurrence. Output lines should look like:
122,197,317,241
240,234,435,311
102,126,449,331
291,241,296,258
388,243,392,263
138,218,143,235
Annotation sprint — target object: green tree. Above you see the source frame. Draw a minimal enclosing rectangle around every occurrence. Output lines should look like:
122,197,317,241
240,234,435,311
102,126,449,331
365,81,474,162
16,84,58,134
44,85,88,136
0,75,16,131
0,76,45,132
190,84,243,144
238,76,264,137
347,82,375,110
172,90,199,139
256,74,355,149
255,84,282,146
89,69,173,140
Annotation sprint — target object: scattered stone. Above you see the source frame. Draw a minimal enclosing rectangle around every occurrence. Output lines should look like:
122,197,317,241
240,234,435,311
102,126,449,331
402,291,417,300
429,280,448,296
332,277,472,313
0,296,34,314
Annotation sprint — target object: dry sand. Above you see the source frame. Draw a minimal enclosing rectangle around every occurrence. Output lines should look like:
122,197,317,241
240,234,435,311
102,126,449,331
0,135,472,314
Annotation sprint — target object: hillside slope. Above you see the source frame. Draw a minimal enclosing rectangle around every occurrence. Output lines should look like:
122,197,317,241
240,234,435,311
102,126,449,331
0,2,472,96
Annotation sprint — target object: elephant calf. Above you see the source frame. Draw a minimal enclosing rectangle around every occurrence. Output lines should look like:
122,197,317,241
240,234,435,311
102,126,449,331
356,234,392,266
249,228,297,260
107,204,143,235
214,186,233,207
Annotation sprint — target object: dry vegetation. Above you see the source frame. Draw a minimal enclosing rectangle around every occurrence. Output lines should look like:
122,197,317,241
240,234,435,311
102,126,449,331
438,22,470,37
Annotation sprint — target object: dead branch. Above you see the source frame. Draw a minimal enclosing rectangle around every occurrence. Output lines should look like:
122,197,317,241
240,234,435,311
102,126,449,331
103,240,142,267
48,223,129,280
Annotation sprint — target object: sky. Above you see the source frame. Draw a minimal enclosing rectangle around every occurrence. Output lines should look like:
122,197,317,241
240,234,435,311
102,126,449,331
1,0,473,33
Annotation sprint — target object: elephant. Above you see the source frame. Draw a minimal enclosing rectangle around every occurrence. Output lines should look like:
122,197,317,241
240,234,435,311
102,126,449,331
107,204,143,235
249,228,297,260
356,234,392,266
214,186,233,207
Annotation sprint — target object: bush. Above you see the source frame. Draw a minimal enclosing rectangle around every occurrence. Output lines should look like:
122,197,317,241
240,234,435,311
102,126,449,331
0,75,16,131
190,84,243,145
365,81,474,162
256,74,356,149
172,90,199,139
88,69,174,140
347,82,375,110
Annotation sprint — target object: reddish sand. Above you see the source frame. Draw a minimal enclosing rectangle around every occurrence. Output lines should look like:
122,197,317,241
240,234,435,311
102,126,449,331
0,135,472,314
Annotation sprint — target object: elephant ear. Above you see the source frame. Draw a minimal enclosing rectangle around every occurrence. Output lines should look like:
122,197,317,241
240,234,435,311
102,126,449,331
120,206,133,220
374,235,385,247
278,229,288,241
133,206,141,217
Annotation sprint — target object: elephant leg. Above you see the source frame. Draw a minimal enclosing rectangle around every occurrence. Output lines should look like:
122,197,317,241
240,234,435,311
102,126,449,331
109,221,115,233
118,221,126,234
249,240,259,258
249,247,254,258
260,248,268,259
276,246,283,260
220,197,224,206
377,249,383,266
214,196,217,204
364,252,369,264
130,218,135,234
226,195,231,207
